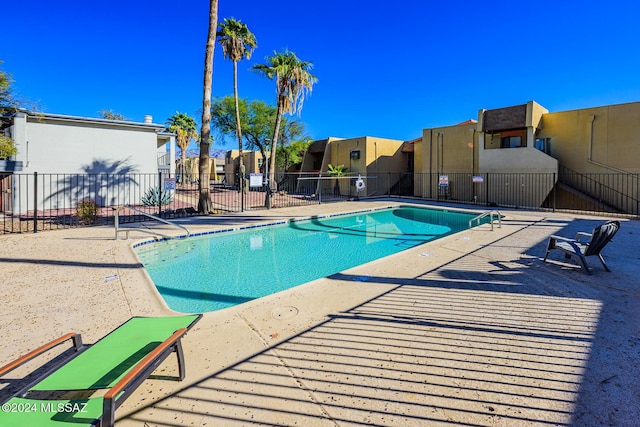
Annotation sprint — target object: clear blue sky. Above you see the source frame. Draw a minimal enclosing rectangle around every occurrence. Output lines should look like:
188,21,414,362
3,1,640,148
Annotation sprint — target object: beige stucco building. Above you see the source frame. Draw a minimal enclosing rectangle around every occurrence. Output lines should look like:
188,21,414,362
299,136,411,197
214,100,638,214
414,100,639,214
223,150,265,188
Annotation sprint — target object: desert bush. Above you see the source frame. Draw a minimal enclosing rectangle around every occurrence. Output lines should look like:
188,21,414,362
76,199,99,224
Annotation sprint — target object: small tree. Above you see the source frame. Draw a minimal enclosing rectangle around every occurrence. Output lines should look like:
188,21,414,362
166,112,198,184
98,109,128,121
327,164,347,196
277,139,310,171
0,60,16,114
1,59,38,113
211,96,308,172
0,135,17,159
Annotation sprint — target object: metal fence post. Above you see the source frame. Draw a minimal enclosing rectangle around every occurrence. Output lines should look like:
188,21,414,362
158,171,162,217
485,173,490,206
33,171,38,233
114,206,120,240
241,165,246,212
552,172,556,212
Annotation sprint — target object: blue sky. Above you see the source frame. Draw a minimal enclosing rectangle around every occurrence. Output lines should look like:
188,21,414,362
3,1,640,149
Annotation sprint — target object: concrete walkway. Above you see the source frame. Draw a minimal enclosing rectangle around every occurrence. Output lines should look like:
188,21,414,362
0,200,638,426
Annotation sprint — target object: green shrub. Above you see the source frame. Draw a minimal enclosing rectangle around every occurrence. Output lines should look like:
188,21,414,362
141,187,173,207
0,135,17,159
76,199,99,224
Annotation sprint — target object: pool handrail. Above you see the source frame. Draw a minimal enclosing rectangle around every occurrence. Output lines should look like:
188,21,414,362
469,210,502,231
114,205,191,240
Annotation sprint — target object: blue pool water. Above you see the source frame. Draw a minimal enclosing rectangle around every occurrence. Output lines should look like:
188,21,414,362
134,206,484,313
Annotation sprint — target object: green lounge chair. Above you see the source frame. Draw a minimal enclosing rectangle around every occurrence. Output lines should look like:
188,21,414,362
0,314,201,426
543,220,620,274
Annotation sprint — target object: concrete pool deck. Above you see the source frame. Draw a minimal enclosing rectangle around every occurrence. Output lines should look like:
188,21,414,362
0,199,638,426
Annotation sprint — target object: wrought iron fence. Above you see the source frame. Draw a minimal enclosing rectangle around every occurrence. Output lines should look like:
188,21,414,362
1,170,637,234
557,166,639,215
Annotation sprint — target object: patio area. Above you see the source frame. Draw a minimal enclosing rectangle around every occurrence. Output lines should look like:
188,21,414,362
0,200,638,426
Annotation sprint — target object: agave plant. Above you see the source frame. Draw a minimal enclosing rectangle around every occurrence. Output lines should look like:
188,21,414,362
141,187,173,207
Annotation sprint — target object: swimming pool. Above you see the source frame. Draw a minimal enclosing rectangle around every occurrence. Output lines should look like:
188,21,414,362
134,206,485,313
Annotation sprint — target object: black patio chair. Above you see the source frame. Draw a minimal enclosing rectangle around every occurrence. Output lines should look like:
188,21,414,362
543,220,620,274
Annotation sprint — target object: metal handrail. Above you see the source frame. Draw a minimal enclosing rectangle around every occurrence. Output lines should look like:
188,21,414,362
469,209,502,231
559,165,639,214
114,205,190,240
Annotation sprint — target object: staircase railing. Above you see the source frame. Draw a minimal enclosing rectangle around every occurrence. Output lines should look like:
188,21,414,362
558,165,639,215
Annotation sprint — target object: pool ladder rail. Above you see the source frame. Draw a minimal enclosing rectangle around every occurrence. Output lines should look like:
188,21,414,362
113,205,191,240
469,210,502,231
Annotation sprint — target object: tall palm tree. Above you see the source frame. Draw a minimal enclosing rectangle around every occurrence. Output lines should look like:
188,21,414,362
216,18,257,192
198,0,218,214
252,50,317,206
166,112,198,184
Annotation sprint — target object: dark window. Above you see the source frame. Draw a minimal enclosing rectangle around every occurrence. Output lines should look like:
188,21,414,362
535,138,551,154
501,136,523,148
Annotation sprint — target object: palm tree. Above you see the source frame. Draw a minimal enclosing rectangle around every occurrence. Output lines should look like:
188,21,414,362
252,50,317,206
327,163,347,196
166,112,198,184
198,0,218,214
216,18,257,192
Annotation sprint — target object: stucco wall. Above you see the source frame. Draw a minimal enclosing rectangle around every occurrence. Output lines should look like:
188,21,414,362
323,136,404,197
416,123,478,198
478,145,558,174
8,113,167,212
419,123,477,175
365,137,405,196
538,101,640,174
18,117,160,174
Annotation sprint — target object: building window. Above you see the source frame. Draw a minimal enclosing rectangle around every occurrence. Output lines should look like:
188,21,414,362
535,138,551,154
501,136,523,148
496,129,526,148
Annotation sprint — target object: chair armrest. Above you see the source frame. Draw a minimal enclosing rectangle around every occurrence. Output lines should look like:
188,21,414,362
0,333,83,377
102,328,188,427
575,231,592,242
549,235,576,243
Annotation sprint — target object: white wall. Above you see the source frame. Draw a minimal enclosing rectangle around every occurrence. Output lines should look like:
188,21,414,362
18,117,160,174
9,113,167,213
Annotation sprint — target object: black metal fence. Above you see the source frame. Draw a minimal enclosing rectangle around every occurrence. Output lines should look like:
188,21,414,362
381,171,638,216
1,170,638,234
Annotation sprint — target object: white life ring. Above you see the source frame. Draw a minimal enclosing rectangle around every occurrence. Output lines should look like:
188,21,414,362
355,178,366,191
